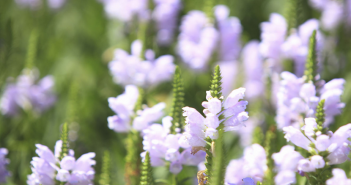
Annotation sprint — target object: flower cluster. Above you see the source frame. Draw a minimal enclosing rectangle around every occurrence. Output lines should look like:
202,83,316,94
107,85,165,132
181,88,249,148
100,0,149,22
225,144,267,185
0,69,56,116
153,0,182,46
275,117,351,184
0,148,10,183
272,145,303,184
276,71,345,129
27,140,96,185
177,11,218,70
259,13,323,75
108,40,175,87
309,0,344,30
15,0,66,9
141,116,206,174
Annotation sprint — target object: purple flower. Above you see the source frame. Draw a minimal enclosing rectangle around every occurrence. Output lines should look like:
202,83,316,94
309,0,344,30
326,168,351,185
259,13,287,70
107,85,139,132
153,0,181,46
100,0,149,21
272,145,303,185
15,0,65,9
182,88,249,148
0,69,56,116
225,144,267,184
27,140,96,184
177,11,219,70
283,117,351,165
282,19,323,76
242,41,264,99
214,5,242,61
0,148,10,183
141,116,205,174
275,72,345,129
133,102,166,131
108,40,175,87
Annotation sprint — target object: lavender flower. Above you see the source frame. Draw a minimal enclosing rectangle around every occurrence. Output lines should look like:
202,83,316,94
181,88,249,148
153,0,182,46
282,19,323,76
225,144,267,184
214,5,242,96
133,102,166,131
275,72,345,129
326,169,351,185
99,0,149,22
107,85,165,132
284,118,351,165
15,0,66,9
0,148,10,183
27,140,96,185
214,5,242,61
108,40,175,87
242,41,264,99
0,69,56,116
177,11,218,70
259,13,287,70
272,145,303,185
141,116,205,174
107,85,139,132
309,0,344,30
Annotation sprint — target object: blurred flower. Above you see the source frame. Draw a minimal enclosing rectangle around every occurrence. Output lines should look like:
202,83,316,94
326,169,351,185
242,41,264,99
153,0,182,46
225,144,267,184
275,72,345,129
259,13,287,71
214,5,242,61
0,148,10,183
177,11,218,70
27,140,95,185
100,0,149,21
0,69,56,116
141,116,205,174
282,19,324,76
309,0,344,31
107,85,139,133
15,0,66,9
214,5,242,96
108,40,175,87
133,102,166,131
272,145,303,185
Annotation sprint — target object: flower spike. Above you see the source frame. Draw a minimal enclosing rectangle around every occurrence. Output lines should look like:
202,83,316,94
99,151,110,185
140,152,154,185
59,122,69,161
170,66,184,134
304,30,317,83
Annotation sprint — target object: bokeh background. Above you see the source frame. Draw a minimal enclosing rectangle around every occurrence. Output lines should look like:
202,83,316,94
1,0,351,184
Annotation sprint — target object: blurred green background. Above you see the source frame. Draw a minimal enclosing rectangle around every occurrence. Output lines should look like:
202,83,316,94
1,0,351,184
